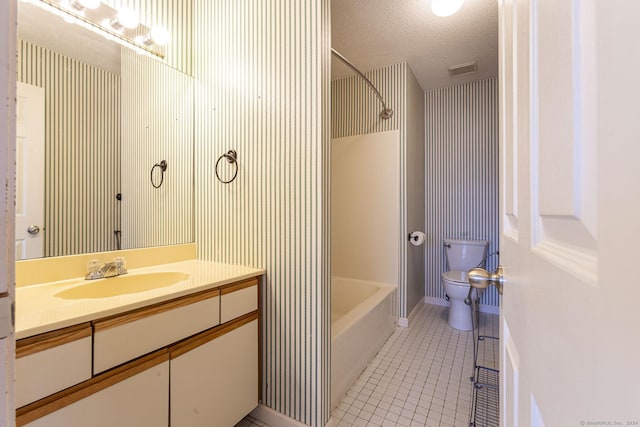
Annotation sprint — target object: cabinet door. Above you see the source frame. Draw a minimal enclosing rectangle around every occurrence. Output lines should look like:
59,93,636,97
18,352,169,427
170,316,258,427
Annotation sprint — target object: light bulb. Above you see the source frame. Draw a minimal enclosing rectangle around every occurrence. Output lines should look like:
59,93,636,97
150,26,170,46
112,7,139,30
431,0,464,17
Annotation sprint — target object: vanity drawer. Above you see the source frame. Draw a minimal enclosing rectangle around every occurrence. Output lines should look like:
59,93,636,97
16,324,92,408
93,288,220,374
220,278,259,324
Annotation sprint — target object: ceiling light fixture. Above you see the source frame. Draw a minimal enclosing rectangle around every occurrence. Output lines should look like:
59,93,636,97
431,0,464,17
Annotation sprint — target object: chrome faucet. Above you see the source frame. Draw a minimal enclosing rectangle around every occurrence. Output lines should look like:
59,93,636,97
85,257,128,280
100,262,119,278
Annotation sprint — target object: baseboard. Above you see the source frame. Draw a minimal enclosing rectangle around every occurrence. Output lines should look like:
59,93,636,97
479,303,500,315
398,298,425,328
250,404,312,427
324,417,338,427
424,296,500,315
424,296,449,307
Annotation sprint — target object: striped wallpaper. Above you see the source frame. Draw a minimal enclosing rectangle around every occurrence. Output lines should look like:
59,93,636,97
425,78,500,307
120,48,194,250
332,63,426,319
193,1,331,426
17,39,121,257
332,63,404,138
103,0,192,75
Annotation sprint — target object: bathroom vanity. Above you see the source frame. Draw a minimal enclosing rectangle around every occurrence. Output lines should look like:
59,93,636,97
15,255,263,427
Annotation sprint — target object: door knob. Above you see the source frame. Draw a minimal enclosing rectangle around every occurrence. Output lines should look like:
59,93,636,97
27,225,40,235
468,265,504,295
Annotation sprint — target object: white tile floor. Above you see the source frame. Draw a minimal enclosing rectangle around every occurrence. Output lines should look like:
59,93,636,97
239,303,499,427
236,415,269,427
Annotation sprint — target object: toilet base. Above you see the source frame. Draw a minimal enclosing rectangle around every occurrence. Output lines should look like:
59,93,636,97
447,298,473,331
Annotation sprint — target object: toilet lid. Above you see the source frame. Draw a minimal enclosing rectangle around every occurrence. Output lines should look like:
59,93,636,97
442,270,469,284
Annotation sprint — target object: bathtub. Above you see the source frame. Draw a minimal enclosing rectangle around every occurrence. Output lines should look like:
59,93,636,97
331,277,396,409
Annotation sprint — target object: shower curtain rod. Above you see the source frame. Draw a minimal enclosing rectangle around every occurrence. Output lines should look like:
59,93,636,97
331,48,394,120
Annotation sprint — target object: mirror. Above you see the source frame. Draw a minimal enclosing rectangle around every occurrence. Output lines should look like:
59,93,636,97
16,0,194,260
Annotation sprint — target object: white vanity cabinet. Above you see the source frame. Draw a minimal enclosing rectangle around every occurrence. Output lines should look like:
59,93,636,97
16,274,262,427
17,351,170,427
170,314,259,427
16,323,92,408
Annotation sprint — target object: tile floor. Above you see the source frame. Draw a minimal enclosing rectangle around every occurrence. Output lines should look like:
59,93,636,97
238,303,499,427
236,415,269,427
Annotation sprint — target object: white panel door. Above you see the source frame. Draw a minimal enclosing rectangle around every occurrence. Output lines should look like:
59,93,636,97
499,0,640,425
15,82,45,260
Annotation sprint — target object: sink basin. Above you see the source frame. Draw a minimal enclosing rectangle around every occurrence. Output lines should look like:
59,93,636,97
55,272,191,299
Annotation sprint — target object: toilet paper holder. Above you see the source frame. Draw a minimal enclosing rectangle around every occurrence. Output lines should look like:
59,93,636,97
408,231,426,245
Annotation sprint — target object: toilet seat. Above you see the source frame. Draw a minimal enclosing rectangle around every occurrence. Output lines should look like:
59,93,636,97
441,270,478,330
442,270,469,285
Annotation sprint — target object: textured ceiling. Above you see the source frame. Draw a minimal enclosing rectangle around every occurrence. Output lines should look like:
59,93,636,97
331,0,498,91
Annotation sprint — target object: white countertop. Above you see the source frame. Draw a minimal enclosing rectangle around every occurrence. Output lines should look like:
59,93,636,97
16,260,264,340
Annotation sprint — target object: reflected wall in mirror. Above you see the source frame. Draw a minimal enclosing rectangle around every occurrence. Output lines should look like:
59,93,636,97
16,0,194,260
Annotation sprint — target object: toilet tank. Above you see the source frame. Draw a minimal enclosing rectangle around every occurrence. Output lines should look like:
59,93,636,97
444,239,490,271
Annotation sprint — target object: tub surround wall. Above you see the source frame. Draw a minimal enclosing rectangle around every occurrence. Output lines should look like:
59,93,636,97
425,78,499,308
193,1,331,426
332,63,426,322
331,130,400,288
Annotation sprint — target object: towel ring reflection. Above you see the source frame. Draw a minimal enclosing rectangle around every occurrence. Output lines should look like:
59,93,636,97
215,150,238,184
151,160,167,189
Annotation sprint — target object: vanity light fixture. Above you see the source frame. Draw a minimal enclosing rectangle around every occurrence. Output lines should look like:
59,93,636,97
137,26,170,47
150,26,170,46
107,7,140,31
68,0,100,11
30,0,168,58
431,0,464,17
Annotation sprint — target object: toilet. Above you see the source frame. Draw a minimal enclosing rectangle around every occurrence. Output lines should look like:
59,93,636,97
441,238,489,330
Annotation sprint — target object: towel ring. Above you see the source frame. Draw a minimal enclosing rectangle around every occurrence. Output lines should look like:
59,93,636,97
215,150,238,184
151,160,167,189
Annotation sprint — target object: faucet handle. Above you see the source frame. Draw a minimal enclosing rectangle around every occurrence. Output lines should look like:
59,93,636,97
85,259,103,280
114,257,128,275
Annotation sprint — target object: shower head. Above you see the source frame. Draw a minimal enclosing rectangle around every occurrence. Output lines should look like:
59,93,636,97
331,48,393,120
